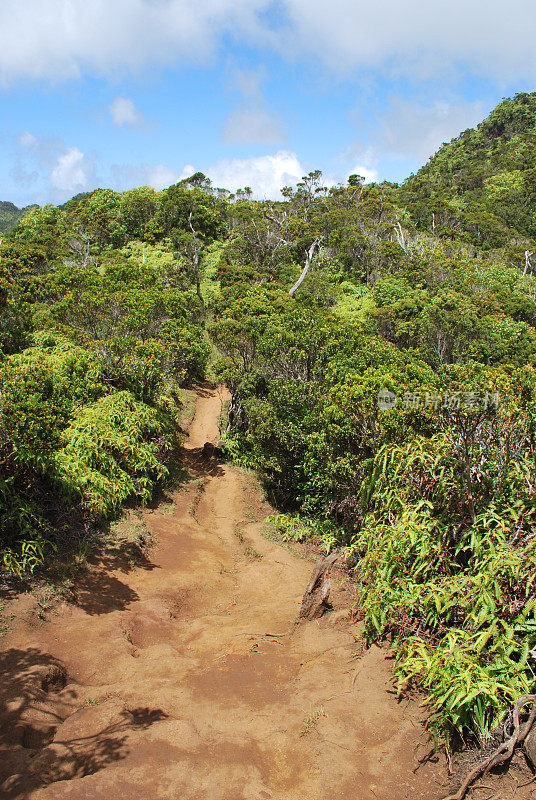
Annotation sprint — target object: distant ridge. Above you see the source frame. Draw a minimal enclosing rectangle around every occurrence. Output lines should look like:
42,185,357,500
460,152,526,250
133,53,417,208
0,201,38,234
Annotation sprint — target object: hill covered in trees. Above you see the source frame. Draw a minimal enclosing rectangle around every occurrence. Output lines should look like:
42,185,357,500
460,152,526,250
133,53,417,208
2,93,536,754
402,91,536,246
0,201,36,234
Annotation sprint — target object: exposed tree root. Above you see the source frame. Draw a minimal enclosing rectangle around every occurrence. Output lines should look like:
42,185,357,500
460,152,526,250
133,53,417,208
299,552,338,620
443,694,536,800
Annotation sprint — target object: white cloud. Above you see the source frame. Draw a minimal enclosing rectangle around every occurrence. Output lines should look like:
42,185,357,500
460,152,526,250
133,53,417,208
1,1,536,84
179,164,196,180
348,164,378,184
346,97,487,172
14,129,178,199
0,0,270,83
50,146,95,193
111,162,179,191
144,164,179,190
19,131,38,148
206,150,305,198
109,97,146,128
12,132,97,199
14,132,69,168
277,0,536,81
221,105,284,145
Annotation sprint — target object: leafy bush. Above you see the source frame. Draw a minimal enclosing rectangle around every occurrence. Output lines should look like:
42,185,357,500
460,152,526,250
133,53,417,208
347,433,536,747
0,478,52,576
0,332,105,473
55,391,172,516
267,513,341,552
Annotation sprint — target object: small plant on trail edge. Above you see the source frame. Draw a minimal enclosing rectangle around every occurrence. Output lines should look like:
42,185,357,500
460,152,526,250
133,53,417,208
267,514,341,554
261,517,311,560
83,697,100,707
32,583,70,620
234,525,245,543
244,545,263,561
300,706,326,736
160,501,177,516
0,603,14,636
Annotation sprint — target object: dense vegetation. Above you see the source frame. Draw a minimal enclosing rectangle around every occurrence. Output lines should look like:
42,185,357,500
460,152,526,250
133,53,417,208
2,94,536,751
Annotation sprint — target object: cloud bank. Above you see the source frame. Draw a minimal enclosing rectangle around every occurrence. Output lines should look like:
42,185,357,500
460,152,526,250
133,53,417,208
0,0,269,83
1,1,536,84
109,97,147,129
13,131,312,201
207,150,304,197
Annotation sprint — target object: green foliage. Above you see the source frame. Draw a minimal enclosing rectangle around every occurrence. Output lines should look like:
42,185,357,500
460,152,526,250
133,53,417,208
402,92,536,245
1,535,52,578
56,391,171,515
0,330,178,571
267,513,342,552
0,332,105,473
4,93,536,754
0,201,35,234
49,259,209,399
214,272,536,747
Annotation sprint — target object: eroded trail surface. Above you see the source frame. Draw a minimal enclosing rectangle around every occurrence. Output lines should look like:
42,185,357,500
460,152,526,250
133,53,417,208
0,388,445,800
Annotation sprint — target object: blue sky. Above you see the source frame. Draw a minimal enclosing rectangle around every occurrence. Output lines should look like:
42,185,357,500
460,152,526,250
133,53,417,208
1,0,535,205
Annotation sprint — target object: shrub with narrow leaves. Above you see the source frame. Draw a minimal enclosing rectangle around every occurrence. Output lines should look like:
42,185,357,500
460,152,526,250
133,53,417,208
56,391,171,516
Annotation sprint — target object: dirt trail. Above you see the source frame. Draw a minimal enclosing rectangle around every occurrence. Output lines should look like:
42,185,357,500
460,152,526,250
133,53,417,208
0,387,446,800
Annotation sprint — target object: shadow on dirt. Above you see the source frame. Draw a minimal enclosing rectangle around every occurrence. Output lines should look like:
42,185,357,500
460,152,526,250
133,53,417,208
181,447,226,480
0,646,168,798
71,568,142,615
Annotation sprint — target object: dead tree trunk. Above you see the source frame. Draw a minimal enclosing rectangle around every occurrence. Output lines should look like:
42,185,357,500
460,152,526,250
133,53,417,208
299,553,338,620
523,250,533,277
393,219,408,254
289,239,320,297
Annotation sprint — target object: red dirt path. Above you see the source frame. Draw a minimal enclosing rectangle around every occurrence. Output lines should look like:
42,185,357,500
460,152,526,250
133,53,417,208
0,387,447,800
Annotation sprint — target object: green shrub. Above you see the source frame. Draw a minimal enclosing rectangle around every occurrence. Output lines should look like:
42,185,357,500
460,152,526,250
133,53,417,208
55,391,171,516
0,332,104,473
349,436,536,748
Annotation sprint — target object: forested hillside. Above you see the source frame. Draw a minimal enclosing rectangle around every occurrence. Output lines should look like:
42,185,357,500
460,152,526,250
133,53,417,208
402,91,536,246
0,201,34,234
2,93,536,755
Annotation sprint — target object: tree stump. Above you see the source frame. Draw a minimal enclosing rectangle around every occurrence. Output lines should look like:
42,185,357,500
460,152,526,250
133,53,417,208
299,553,338,620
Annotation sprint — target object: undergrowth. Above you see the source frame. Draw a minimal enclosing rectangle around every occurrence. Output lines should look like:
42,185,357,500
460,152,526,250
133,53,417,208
346,436,536,751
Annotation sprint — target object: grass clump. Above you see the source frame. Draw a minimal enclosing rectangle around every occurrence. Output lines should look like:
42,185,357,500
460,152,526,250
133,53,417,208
267,513,341,553
300,707,326,736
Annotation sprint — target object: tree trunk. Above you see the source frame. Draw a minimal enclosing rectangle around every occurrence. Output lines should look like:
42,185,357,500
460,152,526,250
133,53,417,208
289,240,320,297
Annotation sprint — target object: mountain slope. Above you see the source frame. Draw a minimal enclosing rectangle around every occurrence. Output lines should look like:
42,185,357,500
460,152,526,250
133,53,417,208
0,201,37,234
402,91,536,247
